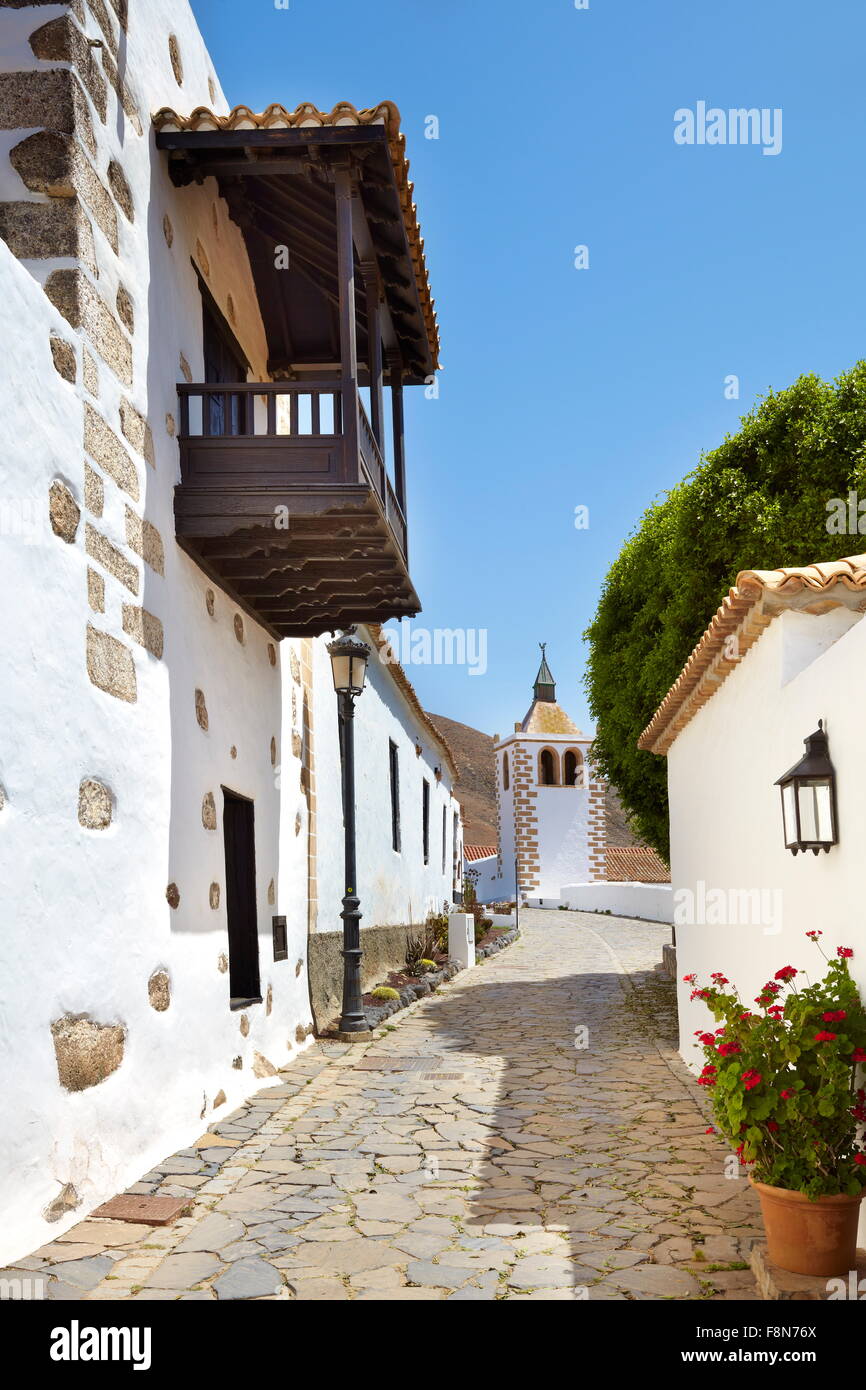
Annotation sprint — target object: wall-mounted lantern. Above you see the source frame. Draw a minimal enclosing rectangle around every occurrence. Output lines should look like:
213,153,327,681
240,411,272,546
775,721,838,856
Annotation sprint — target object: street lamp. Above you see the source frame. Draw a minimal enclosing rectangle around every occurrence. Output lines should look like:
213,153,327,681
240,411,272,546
327,629,371,1034
775,720,838,856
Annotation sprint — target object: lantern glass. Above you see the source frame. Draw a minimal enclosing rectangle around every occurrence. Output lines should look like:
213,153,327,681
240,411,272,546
798,778,833,843
327,636,370,695
781,783,798,849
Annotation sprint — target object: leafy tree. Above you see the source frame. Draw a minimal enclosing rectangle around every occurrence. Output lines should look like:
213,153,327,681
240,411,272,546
585,364,866,860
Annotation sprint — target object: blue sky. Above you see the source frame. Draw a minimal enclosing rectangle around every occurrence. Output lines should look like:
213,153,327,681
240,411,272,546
191,0,866,738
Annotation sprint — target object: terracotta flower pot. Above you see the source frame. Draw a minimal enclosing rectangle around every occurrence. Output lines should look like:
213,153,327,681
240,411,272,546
751,1178,863,1277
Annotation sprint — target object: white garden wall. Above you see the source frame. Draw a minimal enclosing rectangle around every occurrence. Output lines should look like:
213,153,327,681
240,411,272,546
560,881,673,922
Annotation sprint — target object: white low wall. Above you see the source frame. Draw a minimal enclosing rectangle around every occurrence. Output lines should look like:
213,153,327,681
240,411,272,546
559,881,673,923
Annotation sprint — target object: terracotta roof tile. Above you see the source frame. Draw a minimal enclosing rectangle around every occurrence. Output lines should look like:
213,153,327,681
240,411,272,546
152,101,439,369
606,846,670,883
464,844,497,862
639,554,866,755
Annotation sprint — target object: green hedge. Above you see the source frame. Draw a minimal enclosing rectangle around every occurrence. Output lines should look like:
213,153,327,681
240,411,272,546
585,364,866,861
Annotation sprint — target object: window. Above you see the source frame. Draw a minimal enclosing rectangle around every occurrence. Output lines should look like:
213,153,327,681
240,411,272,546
389,739,401,852
502,752,509,790
539,748,558,786
563,749,583,786
442,805,447,874
422,779,430,864
222,789,261,1007
201,283,249,436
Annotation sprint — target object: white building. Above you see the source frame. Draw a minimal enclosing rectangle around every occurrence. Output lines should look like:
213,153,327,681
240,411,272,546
0,0,460,1264
474,648,606,904
639,554,866,1065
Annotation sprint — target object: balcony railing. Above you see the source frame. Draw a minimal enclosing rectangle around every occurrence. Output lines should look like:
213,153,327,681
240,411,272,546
177,380,407,559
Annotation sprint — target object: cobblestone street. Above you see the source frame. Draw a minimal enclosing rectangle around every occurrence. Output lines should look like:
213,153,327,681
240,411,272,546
9,911,763,1301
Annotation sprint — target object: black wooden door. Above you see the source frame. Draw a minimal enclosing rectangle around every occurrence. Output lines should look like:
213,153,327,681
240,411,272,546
222,790,261,1005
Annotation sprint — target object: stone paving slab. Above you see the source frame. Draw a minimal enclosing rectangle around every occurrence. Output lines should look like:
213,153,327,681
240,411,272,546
13,911,762,1301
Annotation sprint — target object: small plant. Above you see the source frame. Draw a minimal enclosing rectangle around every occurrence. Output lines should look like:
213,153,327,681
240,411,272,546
372,986,399,1001
425,905,450,955
419,958,437,972
406,925,437,973
689,935,866,1198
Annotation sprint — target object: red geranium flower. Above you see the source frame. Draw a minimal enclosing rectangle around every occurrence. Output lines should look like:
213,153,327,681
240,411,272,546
683,973,697,983
822,1010,847,1022
815,1031,837,1042
767,1121,780,1132
697,1033,716,1046
741,1070,762,1091
854,1154,866,1167
838,947,854,959
775,966,797,981
780,1088,795,1100
718,1042,743,1057
806,930,822,940
851,1048,866,1063
710,973,729,984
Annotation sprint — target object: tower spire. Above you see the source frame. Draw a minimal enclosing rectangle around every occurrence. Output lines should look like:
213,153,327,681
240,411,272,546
533,643,556,703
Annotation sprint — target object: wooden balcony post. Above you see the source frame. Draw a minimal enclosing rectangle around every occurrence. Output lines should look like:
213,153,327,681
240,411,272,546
389,352,406,515
335,165,359,478
361,260,385,455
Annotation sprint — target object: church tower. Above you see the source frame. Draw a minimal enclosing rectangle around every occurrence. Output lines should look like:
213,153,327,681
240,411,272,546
493,647,606,903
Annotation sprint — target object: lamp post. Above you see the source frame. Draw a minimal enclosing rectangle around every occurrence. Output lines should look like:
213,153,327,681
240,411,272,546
775,720,838,856
327,629,371,1034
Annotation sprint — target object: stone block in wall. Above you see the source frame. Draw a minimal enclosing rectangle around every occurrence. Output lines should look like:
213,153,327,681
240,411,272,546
84,403,138,500
86,0,119,55
119,398,154,467
51,1014,125,1091
84,463,103,516
107,159,133,221
30,15,108,123
0,199,96,272
49,479,80,543
83,350,98,396
45,270,132,386
50,333,77,383
115,284,133,333
86,623,136,701
87,566,104,613
85,522,138,593
10,131,118,252
0,69,94,155
125,506,164,576
122,602,163,659
78,777,112,829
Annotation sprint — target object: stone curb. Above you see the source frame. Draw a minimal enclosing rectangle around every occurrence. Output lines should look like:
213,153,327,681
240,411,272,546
361,929,521,1029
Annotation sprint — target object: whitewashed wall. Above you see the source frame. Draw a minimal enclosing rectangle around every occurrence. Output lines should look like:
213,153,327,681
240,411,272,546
560,881,673,922
311,630,460,932
668,608,866,1059
667,607,866,1242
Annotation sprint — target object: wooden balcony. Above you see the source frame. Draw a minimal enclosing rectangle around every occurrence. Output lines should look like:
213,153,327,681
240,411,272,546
175,380,418,638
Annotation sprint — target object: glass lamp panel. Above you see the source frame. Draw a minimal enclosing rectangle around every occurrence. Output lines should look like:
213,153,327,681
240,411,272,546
797,782,819,842
813,780,834,842
350,652,368,692
781,784,798,847
330,653,351,692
